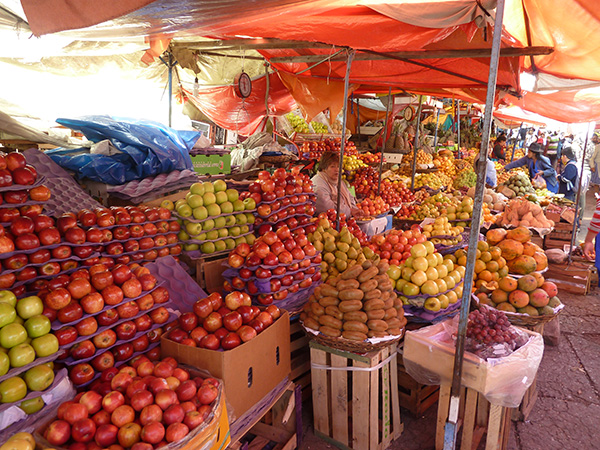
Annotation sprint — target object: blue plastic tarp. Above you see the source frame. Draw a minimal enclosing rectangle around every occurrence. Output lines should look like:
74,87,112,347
46,116,197,185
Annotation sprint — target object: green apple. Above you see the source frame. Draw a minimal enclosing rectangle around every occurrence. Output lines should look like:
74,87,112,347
214,216,226,229
214,240,227,252
202,181,215,194
24,315,51,338
233,200,245,212
0,347,7,354
202,219,215,231
220,202,233,214
0,323,27,348
160,199,174,210
185,222,203,236
190,182,205,196
0,291,17,307
0,377,27,403
24,364,55,391
178,230,190,241
0,304,16,328
19,396,45,414
225,238,236,250
31,334,59,357
206,230,219,241
246,234,256,245
175,198,188,209
245,213,255,224
235,214,247,225
197,233,207,241
215,191,228,205
226,189,239,203
240,225,250,234
243,198,256,210
176,204,193,217
44,361,54,370
203,192,216,206
193,206,208,220
218,228,228,238
0,352,8,376
235,236,248,246
201,242,215,253
8,343,35,367
184,243,200,251
229,226,241,237
187,194,204,209
207,203,221,217
16,296,43,320
13,316,23,325
213,179,227,192
225,215,236,227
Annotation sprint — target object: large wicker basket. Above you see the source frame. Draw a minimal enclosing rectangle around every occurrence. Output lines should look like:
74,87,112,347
301,323,405,353
475,298,563,328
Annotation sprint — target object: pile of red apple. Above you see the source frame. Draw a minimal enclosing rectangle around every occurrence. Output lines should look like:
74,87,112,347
166,292,281,350
352,167,415,207
256,215,317,238
44,356,222,449
73,206,182,265
366,226,425,266
300,138,358,160
323,210,369,246
225,225,321,305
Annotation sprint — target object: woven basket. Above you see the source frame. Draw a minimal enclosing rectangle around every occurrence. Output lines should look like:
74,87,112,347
259,154,294,164
301,323,405,353
475,298,563,328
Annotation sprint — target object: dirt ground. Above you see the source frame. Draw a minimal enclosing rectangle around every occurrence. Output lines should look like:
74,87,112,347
298,190,600,450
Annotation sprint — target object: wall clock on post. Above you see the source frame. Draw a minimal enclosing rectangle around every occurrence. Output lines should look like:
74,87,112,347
234,72,252,99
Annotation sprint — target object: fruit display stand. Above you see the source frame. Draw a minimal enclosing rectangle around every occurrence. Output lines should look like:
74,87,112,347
403,317,544,450
309,340,402,450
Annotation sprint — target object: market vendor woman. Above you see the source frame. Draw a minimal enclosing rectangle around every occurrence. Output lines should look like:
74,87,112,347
313,152,363,218
504,143,559,193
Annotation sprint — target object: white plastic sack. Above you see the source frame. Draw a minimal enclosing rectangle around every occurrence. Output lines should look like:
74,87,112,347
403,316,544,408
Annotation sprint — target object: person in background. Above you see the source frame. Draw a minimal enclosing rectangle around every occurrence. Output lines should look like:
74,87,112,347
518,127,527,149
547,132,560,168
504,143,559,193
583,194,600,269
312,151,362,218
588,133,600,186
475,152,497,188
491,135,507,161
558,146,579,201
525,128,537,148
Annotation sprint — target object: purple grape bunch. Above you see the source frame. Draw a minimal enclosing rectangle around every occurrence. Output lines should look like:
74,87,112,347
466,308,520,350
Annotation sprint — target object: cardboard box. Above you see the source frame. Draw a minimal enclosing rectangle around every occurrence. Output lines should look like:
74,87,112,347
191,154,231,175
161,311,291,417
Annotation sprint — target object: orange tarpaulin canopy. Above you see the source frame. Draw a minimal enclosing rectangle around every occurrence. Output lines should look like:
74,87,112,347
506,89,600,124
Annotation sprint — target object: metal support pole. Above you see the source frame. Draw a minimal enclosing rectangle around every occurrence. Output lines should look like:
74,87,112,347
377,87,393,195
434,107,440,152
511,122,524,162
410,96,424,190
568,122,592,262
356,97,362,144
335,50,355,231
456,100,461,157
168,52,173,127
443,1,506,449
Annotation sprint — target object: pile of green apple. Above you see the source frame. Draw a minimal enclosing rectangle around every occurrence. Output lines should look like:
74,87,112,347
0,290,59,373
175,181,257,254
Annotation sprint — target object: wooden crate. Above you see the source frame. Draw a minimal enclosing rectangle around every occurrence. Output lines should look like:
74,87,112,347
310,341,402,450
397,356,439,417
511,375,537,421
545,262,593,295
289,317,311,402
180,252,227,293
436,385,512,450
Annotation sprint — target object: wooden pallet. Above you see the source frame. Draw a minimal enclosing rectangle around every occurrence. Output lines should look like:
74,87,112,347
180,252,228,293
289,318,311,402
310,341,402,450
436,385,511,450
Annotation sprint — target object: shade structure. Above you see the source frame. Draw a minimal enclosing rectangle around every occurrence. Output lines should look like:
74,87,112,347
493,105,549,127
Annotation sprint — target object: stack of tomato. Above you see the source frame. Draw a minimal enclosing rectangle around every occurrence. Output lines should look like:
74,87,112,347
225,225,321,305
72,206,182,266
164,292,281,350
37,262,174,387
42,356,222,449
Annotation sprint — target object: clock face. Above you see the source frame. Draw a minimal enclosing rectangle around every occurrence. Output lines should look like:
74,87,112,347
235,72,252,98
403,106,415,121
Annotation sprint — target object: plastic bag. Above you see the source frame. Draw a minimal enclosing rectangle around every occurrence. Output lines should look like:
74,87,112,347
46,116,197,185
403,316,544,408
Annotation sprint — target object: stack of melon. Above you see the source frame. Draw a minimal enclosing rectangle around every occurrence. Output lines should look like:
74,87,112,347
301,259,406,341
486,227,547,275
